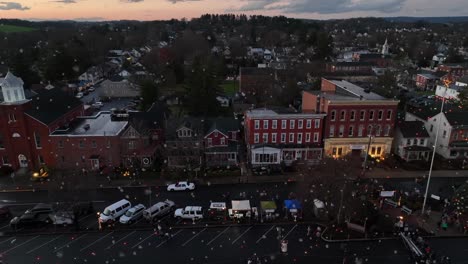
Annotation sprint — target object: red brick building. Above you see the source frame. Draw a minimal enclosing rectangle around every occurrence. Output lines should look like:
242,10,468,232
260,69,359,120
302,78,399,159
0,72,85,170
0,72,128,175
244,108,325,166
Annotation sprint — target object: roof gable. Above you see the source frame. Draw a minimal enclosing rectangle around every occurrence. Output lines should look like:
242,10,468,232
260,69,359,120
397,121,430,138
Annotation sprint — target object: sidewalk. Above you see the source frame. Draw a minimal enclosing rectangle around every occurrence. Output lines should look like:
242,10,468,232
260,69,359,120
0,168,466,192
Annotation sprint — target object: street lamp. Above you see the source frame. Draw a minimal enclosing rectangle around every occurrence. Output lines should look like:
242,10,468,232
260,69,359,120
421,80,451,215
362,124,376,177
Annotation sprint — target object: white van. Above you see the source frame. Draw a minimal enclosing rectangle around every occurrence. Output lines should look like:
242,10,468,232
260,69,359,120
143,200,175,221
99,199,131,223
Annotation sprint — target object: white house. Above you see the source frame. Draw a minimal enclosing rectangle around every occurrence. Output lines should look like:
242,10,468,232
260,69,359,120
393,121,431,161
118,70,132,79
426,111,468,159
78,66,103,85
435,84,465,100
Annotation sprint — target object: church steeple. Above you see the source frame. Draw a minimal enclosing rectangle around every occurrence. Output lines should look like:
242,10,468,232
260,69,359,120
0,71,26,104
381,38,389,55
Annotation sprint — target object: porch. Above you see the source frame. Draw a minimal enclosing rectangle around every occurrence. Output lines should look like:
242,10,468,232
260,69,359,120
402,146,431,162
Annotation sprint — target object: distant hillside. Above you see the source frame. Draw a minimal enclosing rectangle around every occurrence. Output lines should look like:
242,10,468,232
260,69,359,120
384,16,468,23
0,24,36,33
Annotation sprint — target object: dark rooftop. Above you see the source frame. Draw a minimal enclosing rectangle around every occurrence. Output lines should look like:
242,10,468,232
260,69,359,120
397,121,430,138
445,112,468,128
25,88,83,125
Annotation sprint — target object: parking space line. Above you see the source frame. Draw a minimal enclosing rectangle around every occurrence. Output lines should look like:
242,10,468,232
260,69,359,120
78,214,95,223
282,224,298,239
182,228,206,247
1,235,40,255
80,231,114,252
106,231,136,250
206,226,231,246
232,226,253,245
26,235,63,254
54,234,88,252
0,237,15,245
256,225,276,244
131,232,156,249
155,230,183,248
0,224,10,230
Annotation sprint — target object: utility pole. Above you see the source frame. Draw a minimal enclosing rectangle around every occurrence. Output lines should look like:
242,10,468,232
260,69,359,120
361,125,374,177
422,81,450,215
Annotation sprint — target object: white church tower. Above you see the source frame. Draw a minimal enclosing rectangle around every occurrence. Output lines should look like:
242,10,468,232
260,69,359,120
381,38,389,56
0,71,26,104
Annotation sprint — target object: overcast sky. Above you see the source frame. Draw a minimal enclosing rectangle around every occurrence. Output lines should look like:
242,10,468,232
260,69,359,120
0,0,467,21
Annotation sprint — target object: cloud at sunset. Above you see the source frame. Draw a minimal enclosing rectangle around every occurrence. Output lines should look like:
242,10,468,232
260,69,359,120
0,0,466,21
0,1,30,10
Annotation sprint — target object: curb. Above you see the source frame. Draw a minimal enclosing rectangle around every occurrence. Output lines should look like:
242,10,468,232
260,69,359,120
0,180,299,193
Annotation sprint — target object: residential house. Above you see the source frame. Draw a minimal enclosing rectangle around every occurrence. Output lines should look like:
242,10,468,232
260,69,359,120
120,104,168,168
302,78,399,159
393,121,431,161
78,66,103,85
244,108,325,167
164,117,204,169
426,112,468,160
204,118,240,168
435,83,466,100
100,76,140,98
415,71,447,90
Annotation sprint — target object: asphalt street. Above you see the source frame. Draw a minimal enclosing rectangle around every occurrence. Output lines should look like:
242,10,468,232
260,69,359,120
80,82,133,112
0,223,419,264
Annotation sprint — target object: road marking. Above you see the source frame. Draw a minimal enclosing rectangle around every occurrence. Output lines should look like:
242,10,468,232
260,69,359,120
80,231,114,252
0,224,10,230
54,234,88,252
0,237,15,245
182,228,206,247
256,225,276,244
206,226,231,246
1,236,40,255
232,226,253,245
106,231,136,250
131,232,156,249
77,214,95,223
156,229,183,248
26,235,63,254
282,224,298,239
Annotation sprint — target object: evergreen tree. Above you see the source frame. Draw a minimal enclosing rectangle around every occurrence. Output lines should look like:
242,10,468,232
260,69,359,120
140,79,159,111
185,57,220,116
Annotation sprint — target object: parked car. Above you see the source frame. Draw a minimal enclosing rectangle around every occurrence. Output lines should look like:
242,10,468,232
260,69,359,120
143,200,175,222
24,203,53,216
75,92,84,99
174,206,203,220
92,101,104,108
83,90,90,96
167,181,196,192
0,205,11,219
98,199,131,224
120,204,146,224
72,202,94,216
10,213,50,229
50,211,74,226
88,86,95,92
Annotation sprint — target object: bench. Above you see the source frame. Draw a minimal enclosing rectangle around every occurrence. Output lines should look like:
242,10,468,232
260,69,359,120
384,199,398,208
401,206,413,215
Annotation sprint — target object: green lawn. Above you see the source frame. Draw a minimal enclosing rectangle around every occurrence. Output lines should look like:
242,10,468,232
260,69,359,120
220,81,239,96
0,24,36,33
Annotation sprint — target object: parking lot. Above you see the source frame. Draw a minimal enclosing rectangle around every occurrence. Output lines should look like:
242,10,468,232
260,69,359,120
0,223,414,264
